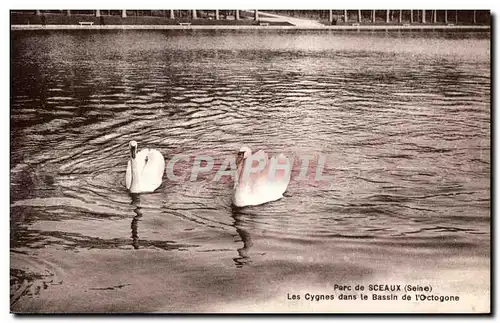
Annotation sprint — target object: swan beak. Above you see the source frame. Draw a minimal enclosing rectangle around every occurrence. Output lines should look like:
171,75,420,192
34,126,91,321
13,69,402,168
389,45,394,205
130,145,136,159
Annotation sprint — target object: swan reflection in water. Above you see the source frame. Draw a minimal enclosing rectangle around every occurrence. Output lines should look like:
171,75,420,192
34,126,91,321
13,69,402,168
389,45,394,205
130,193,143,250
231,205,254,268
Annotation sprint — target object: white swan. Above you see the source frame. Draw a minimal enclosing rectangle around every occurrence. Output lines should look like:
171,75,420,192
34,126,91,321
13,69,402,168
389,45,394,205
125,141,165,193
233,146,291,207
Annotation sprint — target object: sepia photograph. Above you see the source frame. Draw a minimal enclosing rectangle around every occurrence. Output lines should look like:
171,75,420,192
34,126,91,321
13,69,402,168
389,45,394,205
9,4,491,314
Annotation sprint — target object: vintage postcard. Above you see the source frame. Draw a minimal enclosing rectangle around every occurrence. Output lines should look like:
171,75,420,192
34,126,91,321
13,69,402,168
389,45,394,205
10,9,491,313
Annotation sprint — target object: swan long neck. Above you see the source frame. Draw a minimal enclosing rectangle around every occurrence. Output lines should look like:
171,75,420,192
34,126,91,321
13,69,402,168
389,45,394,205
130,157,141,192
235,159,246,187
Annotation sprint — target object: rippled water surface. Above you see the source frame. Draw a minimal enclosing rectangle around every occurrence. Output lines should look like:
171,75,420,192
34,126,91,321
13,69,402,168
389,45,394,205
11,30,490,313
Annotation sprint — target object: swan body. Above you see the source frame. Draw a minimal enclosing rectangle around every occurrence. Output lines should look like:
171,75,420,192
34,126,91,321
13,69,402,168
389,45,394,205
233,146,291,207
126,141,165,193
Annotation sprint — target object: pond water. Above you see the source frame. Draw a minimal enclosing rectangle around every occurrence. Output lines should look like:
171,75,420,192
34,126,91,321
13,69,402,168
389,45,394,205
10,29,490,313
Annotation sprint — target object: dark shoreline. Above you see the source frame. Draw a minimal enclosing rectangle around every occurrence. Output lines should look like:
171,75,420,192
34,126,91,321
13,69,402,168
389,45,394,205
10,24,491,31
